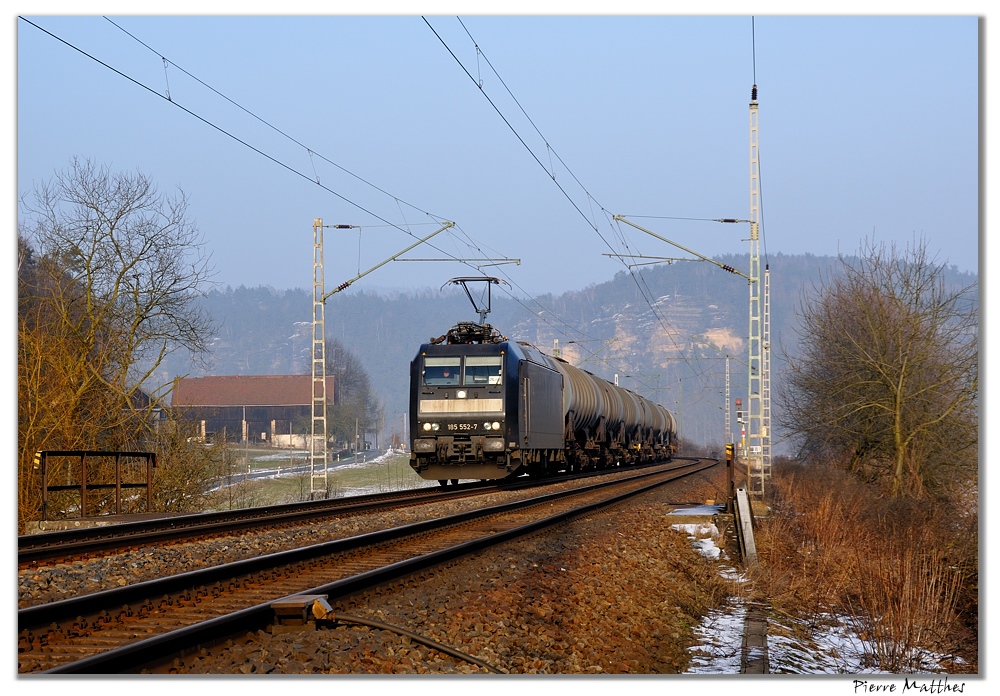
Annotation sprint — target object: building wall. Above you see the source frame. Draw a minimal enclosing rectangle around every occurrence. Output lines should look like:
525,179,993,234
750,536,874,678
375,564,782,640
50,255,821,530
175,404,312,444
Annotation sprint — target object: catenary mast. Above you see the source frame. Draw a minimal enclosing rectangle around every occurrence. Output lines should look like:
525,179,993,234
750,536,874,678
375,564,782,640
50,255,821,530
311,218,329,498
746,84,771,496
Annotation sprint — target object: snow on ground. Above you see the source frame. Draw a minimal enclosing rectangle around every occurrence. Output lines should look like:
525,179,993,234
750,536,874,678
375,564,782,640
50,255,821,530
332,448,408,470
669,510,877,673
248,450,310,462
670,510,966,675
326,449,438,496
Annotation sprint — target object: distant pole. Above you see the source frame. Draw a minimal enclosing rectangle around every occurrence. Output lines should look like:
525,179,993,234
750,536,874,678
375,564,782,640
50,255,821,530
677,377,682,437
243,405,249,475
725,443,735,513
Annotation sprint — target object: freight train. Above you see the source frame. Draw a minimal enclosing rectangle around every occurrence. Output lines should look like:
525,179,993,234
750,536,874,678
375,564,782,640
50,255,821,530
408,321,677,485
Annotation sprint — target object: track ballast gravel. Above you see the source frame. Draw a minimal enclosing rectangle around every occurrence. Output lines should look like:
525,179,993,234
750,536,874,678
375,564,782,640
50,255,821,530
173,471,735,674
21,468,736,674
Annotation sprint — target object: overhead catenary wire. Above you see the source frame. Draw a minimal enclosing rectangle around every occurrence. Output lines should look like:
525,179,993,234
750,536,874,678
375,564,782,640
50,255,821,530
427,16,706,378
19,17,564,338
444,17,755,414
104,15,604,345
23,15,603,348
19,17,437,247
442,14,765,427
101,16,435,219
25,15,734,407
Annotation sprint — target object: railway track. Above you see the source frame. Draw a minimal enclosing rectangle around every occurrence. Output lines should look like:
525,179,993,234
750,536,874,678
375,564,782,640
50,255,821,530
18,458,715,674
18,459,691,566
18,483,484,565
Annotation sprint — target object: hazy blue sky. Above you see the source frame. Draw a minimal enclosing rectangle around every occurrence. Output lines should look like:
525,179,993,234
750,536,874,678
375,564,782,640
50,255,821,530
15,12,980,300
4,10,992,687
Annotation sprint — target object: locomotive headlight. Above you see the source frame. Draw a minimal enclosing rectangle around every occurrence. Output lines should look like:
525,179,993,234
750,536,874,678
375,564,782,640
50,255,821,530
457,390,467,399
431,422,440,431
483,422,492,430
422,422,440,432
491,421,501,430
423,422,432,432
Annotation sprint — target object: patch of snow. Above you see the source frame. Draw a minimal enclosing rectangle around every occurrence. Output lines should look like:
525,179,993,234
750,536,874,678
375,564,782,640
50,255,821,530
249,450,309,462
669,504,725,515
670,522,725,562
686,600,747,674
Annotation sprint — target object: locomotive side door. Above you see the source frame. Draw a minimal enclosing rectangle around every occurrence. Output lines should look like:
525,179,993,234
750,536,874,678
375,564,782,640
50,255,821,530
518,360,564,450
521,376,531,447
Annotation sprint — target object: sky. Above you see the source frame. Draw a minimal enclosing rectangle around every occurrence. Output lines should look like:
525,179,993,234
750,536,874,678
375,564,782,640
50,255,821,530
12,8,981,303
6,6,991,689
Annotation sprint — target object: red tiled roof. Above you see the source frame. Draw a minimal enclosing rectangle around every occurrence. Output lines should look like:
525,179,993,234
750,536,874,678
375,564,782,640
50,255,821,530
171,375,334,407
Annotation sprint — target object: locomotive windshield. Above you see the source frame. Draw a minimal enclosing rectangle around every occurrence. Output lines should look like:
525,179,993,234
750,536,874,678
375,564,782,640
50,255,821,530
423,357,461,385
421,355,502,386
463,356,503,385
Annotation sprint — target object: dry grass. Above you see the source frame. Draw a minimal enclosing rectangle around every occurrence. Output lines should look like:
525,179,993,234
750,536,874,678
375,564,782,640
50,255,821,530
749,457,978,673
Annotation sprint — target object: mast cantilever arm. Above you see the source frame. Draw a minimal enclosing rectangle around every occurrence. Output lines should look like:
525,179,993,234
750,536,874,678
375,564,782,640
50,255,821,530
323,221,455,301
613,214,752,282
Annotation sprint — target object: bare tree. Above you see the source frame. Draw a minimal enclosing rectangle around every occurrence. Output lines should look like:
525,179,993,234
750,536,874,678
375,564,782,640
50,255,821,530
326,337,382,449
780,239,977,498
18,159,214,529
148,421,226,514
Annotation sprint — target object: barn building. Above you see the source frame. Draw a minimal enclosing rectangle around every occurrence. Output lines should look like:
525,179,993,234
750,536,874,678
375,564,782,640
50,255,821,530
171,375,334,448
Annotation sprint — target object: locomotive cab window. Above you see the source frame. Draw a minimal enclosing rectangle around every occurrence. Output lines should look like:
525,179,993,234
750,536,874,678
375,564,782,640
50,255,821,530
464,356,503,385
423,357,461,385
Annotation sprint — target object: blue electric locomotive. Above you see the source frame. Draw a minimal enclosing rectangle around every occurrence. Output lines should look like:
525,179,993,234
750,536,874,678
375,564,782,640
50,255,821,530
408,321,677,484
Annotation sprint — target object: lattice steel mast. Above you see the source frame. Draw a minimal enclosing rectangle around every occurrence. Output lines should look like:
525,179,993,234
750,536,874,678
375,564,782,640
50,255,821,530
310,218,327,497
762,263,772,487
310,219,456,498
746,84,770,497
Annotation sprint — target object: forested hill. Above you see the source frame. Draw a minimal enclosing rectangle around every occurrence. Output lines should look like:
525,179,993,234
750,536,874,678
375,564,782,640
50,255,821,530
152,253,977,452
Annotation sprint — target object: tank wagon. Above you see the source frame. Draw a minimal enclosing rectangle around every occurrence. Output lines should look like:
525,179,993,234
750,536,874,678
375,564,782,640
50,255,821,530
409,322,677,484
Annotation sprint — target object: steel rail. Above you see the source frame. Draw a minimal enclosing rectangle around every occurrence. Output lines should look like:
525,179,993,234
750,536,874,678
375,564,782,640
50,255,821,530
17,484,489,563
19,458,693,563
24,459,714,673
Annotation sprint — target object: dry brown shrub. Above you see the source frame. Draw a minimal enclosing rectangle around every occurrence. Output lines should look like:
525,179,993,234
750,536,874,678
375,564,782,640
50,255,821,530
844,542,961,671
751,456,976,671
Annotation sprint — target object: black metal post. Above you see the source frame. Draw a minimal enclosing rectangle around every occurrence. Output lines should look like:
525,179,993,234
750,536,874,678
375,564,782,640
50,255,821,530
725,443,735,514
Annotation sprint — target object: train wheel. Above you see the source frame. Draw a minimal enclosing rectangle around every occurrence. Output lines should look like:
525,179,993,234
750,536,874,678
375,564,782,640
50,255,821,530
438,480,448,487
450,479,459,486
